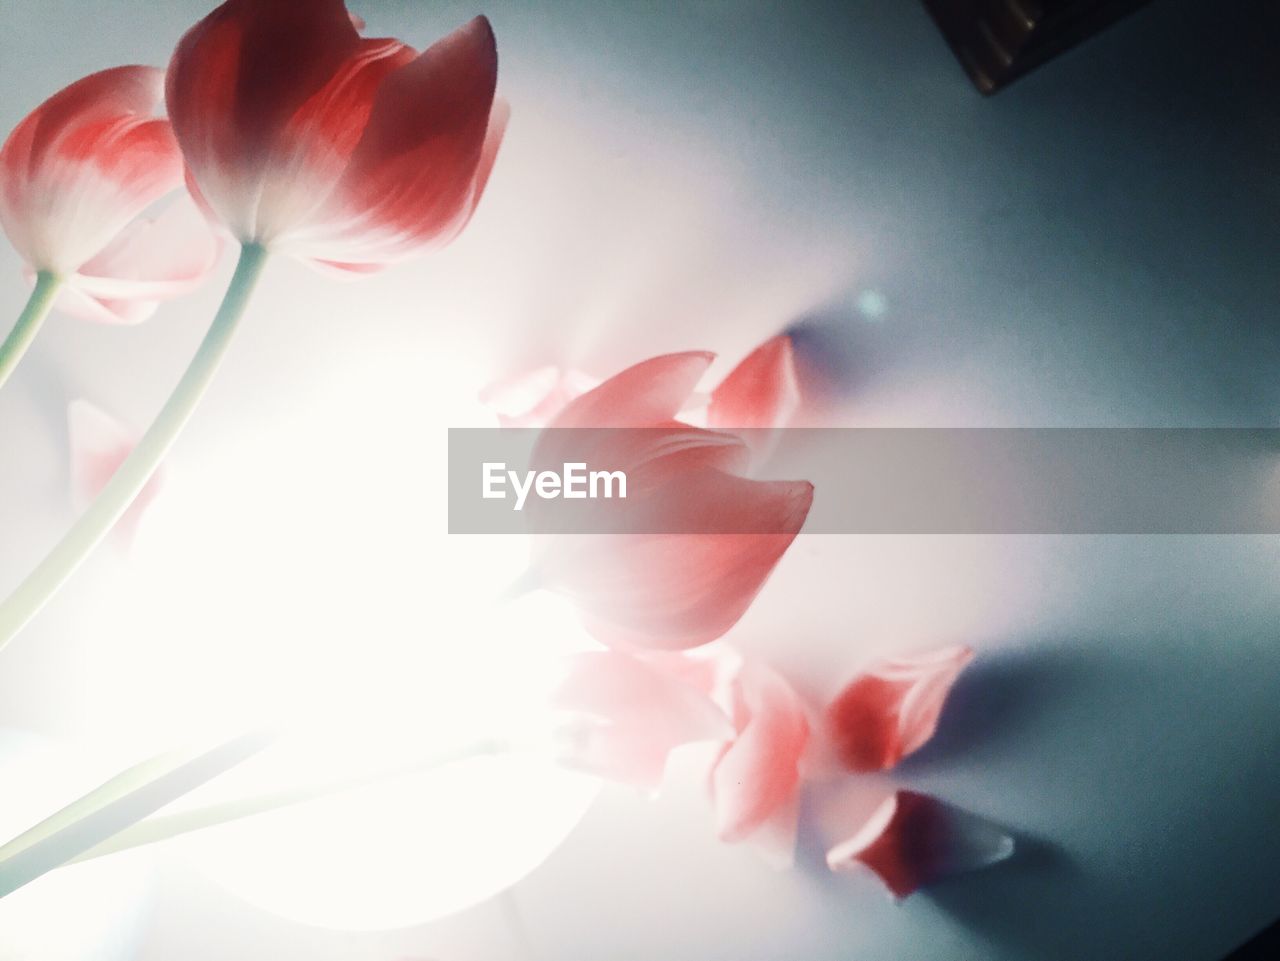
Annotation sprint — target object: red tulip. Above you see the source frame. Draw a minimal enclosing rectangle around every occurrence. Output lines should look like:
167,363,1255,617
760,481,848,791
550,650,733,789
826,645,974,772
709,657,810,868
166,0,507,271
826,790,1014,898
0,66,215,314
528,351,813,650
68,401,166,550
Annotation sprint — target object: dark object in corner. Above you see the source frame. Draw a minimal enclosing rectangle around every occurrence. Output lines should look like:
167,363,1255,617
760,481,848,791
1224,917,1280,960
921,0,1155,93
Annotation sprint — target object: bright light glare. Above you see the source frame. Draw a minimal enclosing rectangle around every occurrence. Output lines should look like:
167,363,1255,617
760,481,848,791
0,732,152,960
71,347,601,931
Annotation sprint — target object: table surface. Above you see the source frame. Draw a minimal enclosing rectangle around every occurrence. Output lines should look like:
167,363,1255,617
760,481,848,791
0,1,1277,959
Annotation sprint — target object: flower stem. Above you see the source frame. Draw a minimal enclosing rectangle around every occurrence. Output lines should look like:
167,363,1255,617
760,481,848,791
69,738,506,864
0,244,269,655
0,271,62,391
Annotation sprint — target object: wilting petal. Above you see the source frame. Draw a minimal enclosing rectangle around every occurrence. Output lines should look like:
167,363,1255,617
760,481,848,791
826,791,1014,898
166,0,363,242
707,335,800,466
68,401,165,549
479,365,599,428
53,197,221,324
0,66,182,273
550,650,733,789
826,645,974,772
711,661,809,847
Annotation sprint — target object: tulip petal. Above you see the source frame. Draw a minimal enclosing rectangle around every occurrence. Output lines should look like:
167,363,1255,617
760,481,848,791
326,15,499,263
55,197,221,324
468,96,510,211
827,645,974,772
707,335,800,466
0,66,182,273
744,790,801,870
826,791,1014,898
530,350,813,650
68,401,165,550
166,0,363,241
711,661,809,846
479,365,598,428
551,650,733,789
256,37,417,244
539,476,813,650
552,352,715,429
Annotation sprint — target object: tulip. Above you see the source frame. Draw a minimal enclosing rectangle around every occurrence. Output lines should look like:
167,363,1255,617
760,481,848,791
826,790,1014,898
166,0,507,271
826,645,974,772
527,351,813,650
0,0,506,653
0,66,216,387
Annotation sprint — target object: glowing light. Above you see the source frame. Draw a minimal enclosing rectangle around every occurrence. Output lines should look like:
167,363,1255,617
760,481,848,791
68,345,601,931
856,289,887,320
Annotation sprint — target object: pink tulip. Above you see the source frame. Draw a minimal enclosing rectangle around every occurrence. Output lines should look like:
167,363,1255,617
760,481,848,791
528,351,813,650
0,66,217,318
166,0,507,271
826,790,1014,898
67,401,166,549
826,645,974,772
550,650,733,789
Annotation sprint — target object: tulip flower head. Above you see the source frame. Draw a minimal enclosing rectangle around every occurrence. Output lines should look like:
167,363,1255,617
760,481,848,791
0,66,217,321
527,351,813,651
166,0,507,271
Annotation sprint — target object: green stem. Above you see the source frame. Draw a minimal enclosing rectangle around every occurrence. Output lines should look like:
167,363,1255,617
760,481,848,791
0,271,62,391
0,244,269,655
70,738,505,864
0,731,273,898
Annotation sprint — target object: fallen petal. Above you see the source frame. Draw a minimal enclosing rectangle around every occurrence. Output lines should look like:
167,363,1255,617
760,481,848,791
712,660,809,845
826,645,974,772
826,790,1014,898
